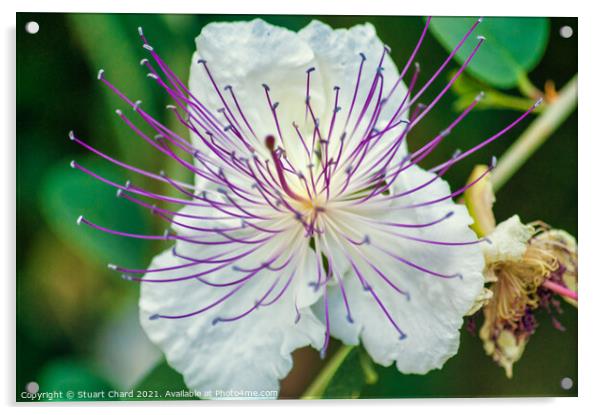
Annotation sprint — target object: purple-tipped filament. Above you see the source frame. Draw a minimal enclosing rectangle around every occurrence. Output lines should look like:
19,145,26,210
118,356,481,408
70,18,540,357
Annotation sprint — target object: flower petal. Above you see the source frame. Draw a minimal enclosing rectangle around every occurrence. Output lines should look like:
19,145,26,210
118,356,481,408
189,19,326,176
298,20,410,166
315,165,484,373
483,214,534,262
139,205,324,396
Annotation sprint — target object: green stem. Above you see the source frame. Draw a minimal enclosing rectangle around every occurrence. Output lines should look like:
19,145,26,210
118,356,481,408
491,75,577,192
483,91,546,113
517,72,542,99
359,348,379,385
301,345,354,399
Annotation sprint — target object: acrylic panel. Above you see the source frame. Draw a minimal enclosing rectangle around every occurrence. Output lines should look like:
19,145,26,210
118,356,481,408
16,13,578,401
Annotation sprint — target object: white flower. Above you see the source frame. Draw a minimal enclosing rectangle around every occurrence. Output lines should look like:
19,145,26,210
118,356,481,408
71,18,540,397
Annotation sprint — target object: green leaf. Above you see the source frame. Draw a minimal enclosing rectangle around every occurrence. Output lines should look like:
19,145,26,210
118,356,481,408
428,17,550,89
40,155,154,269
132,359,195,400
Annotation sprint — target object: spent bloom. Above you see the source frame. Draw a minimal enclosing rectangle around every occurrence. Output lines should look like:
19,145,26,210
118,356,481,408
477,215,578,378
70,18,540,394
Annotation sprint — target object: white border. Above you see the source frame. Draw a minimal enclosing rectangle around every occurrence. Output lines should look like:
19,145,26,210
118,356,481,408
3,0,599,413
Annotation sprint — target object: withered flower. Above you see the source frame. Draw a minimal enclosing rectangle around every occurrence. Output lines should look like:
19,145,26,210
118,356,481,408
464,164,577,377
478,216,577,378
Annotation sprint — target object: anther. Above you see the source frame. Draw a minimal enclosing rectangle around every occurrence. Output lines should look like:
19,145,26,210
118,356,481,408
107,263,117,270
147,73,158,80
143,44,154,51
115,109,123,116
137,26,144,36
69,160,76,168
477,35,486,41
262,83,270,91
140,58,149,66
306,67,315,73
149,314,160,320
97,69,104,80
133,100,142,111
68,131,75,141
265,135,276,151
197,58,206,64
359,52,366,61
76,215,84,225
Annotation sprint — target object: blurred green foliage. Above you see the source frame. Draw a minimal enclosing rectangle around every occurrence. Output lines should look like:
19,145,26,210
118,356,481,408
16,13,577,400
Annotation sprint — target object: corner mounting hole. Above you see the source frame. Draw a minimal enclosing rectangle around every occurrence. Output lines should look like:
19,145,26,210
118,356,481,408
560,377,573,390
25,21,39,34
559,25,573,39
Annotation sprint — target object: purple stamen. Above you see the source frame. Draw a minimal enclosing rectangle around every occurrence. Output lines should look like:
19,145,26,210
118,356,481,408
72,19,539,351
